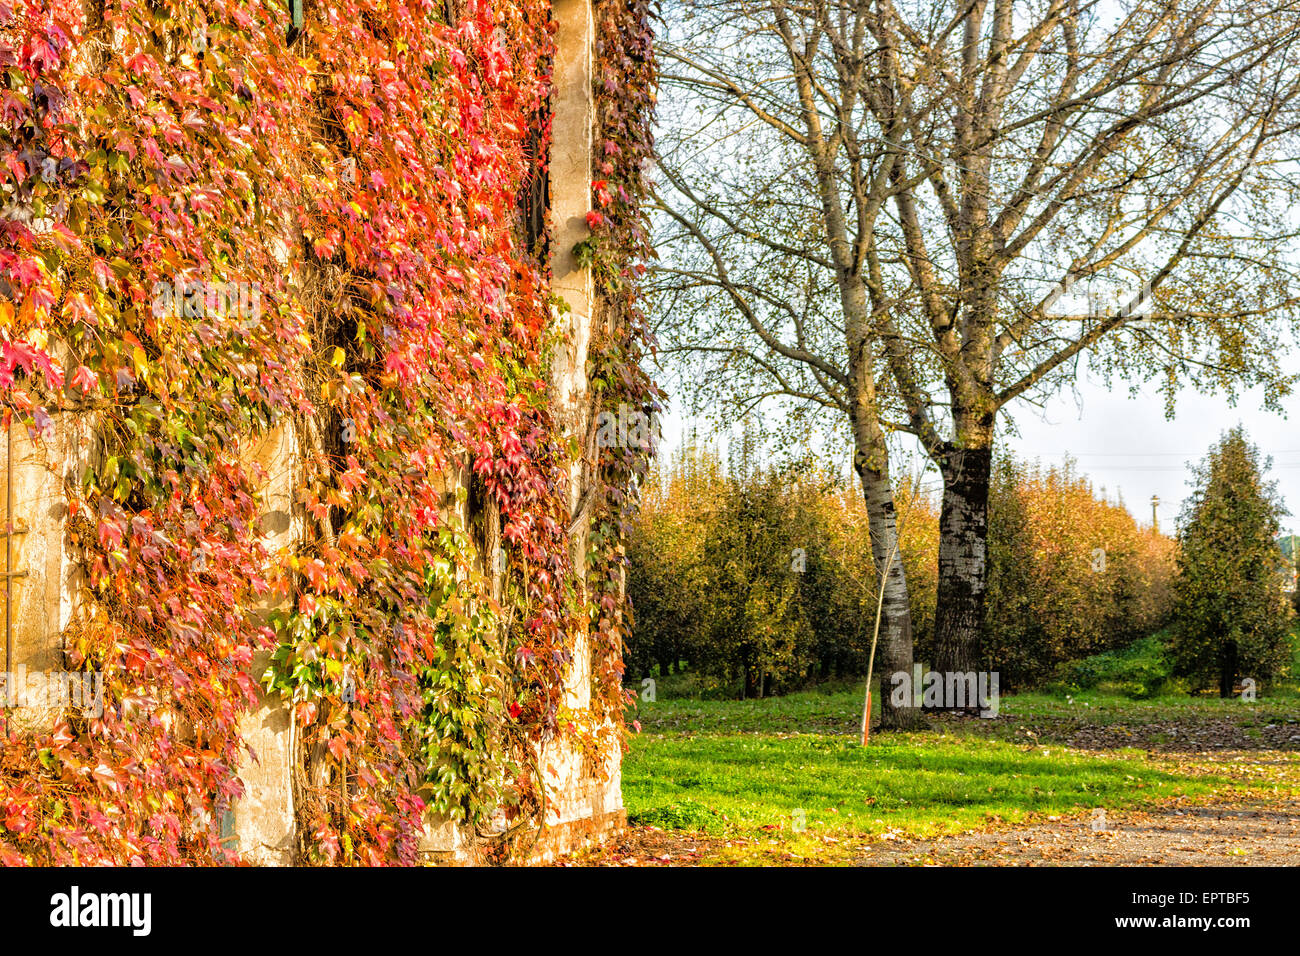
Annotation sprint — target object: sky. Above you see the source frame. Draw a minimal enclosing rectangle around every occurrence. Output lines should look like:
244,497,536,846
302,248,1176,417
995,377,1300,534
655,371,1300,536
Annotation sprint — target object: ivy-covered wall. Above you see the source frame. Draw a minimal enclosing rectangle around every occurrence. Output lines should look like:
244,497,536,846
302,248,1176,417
0,0,656,865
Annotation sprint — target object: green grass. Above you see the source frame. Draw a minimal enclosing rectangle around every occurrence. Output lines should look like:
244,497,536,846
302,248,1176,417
627,727,1221,833
635,681,1300,739
621,682,1300,864
1054,626,1300,700
1059,633,1175,698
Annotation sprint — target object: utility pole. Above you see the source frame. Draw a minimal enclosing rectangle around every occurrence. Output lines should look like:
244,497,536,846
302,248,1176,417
1288,533,1298,592
1151,494,1160,533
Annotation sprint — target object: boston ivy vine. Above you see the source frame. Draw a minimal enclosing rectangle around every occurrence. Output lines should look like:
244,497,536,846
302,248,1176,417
586,0,660,737
0,0,655,865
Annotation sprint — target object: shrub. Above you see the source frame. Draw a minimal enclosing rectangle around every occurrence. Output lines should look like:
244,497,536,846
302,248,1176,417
982,457,1175,689
626,445,938,695
630,449,1176,697
1063,635,1176,699
1168,428,1295,696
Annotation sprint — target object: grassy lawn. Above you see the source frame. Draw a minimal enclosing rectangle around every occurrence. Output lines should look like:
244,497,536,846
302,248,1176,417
620,684,1300,865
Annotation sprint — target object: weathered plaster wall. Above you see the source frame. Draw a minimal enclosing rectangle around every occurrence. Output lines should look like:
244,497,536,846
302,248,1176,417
230,421,301,865
413,0,625,863
1,411,96,732
536,0,624,860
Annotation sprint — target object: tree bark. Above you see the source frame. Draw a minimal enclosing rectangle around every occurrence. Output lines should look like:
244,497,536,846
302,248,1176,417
860,462,924,730
848,365,923,731
743,656,759,699
656,646,674,679
1219,641,1239,699
931,442,994,692
837,259,922,731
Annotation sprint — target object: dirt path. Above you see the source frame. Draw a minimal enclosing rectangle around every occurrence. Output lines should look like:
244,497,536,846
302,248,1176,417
856,796,1300,866
563,796,1300,866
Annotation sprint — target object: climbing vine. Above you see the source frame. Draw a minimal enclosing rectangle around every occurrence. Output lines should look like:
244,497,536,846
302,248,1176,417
0,0,654,866
585,0,660,736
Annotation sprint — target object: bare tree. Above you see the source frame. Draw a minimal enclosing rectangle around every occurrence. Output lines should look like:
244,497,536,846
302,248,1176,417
653,0,1300,688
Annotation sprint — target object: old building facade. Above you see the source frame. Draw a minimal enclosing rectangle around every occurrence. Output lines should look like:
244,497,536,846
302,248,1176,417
0,0,650,865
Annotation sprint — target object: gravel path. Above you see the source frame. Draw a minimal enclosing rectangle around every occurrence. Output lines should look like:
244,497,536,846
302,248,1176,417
855,797,1300,866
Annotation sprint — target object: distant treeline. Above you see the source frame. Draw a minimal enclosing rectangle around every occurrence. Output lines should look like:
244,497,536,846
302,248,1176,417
626,446,1174,696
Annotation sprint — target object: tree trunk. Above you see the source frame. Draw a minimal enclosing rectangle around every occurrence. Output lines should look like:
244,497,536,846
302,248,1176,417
839,276,920,730
931,443,993,694
860,462,924,730
656,646,674,679
1219,641,1238,699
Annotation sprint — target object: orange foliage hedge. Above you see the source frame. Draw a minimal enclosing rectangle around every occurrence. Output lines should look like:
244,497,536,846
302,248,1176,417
628,450,1174,694
981,457,1175,689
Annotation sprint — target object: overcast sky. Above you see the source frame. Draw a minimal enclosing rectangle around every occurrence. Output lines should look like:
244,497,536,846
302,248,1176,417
995,376,1300,534
656,370,1300,536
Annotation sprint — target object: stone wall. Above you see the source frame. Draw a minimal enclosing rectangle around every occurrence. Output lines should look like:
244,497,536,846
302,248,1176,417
228,0,624,864
412,0,626,864
1,408,96,733
3,0,624,865
230,422,301,866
